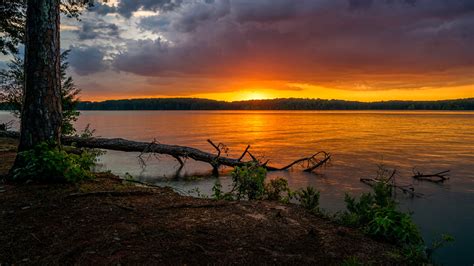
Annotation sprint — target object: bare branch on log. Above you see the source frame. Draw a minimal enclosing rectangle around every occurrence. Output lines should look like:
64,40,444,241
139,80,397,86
0,130,329,173
247,151,259,162
360,174,422,198
265,151,331,172
207,139,228,158
237,145,251,162
138,138,161,169
412,169,450,183
207,139,229,175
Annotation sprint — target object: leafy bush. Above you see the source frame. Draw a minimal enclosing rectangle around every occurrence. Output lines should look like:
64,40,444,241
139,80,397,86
297,186,320,213
212,165,293,202
336,175,428,263
231,163,267,200
13,142,97,183
366,206,422,245
341,181,423,247
265,177,291,201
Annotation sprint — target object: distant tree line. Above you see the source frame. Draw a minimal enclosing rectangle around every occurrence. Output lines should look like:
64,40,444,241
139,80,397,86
1,97,473,111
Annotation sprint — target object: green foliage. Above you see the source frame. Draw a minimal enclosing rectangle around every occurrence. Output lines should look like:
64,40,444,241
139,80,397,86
12,142,97,183
60,50,81,135
0,1,101,55
231,163,267,200
77,124,96,139
336,170,428,263
297,186,320,213
212,166,294,202
265,177,291,201
366,207,423,246
340,180,423,247
0,51,81,135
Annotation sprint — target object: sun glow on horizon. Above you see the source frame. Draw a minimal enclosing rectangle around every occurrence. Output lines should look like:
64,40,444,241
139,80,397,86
238,91,271,101
78,81,474,103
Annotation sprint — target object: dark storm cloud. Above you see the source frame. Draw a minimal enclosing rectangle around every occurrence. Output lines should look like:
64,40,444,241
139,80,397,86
116,0,183,17
108,0,474,90
75,20,121,40
69,46,108,76
89,0,183,17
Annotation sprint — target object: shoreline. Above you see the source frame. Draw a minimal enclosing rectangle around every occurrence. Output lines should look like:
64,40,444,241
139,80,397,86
0,137,404,265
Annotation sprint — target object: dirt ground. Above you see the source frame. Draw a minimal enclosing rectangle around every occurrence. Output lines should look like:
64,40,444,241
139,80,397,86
0,137,403,265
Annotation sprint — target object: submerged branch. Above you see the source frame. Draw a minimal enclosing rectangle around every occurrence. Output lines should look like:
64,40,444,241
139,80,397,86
265,151,331,172
360,178,423,198
412,169,450,183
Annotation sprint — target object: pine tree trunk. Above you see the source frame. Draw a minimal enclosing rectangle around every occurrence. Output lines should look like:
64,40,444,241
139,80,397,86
18,0,62,151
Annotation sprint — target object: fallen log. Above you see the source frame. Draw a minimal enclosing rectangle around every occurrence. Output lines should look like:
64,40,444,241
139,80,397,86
0,130,330,173
412,169,450,183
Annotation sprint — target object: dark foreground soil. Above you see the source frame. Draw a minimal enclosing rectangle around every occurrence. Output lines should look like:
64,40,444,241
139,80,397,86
0,137,403,265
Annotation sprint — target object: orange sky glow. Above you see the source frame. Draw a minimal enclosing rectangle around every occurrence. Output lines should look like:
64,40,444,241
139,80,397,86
49,0,474,103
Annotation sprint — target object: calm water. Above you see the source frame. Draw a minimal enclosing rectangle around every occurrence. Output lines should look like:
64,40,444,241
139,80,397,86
1,110,473,265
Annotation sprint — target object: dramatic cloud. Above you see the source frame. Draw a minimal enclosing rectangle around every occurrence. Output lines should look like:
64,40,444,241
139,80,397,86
110,0,474,92
75,20,121,40
3,0,473,100
91,0,184,17
68,46,108,76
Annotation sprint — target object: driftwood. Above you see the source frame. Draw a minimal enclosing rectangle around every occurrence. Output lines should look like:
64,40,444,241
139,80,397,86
360,169,422,198
0,130,330,174
360,178,422,198
412,169,450,183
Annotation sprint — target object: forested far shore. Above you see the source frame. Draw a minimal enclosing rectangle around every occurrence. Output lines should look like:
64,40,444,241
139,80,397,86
1,97,474,111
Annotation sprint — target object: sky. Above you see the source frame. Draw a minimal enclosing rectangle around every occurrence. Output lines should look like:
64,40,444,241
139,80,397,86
4,0,474,102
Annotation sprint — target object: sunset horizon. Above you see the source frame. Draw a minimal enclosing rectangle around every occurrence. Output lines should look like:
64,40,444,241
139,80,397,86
3,0,472,103
78,94,474,103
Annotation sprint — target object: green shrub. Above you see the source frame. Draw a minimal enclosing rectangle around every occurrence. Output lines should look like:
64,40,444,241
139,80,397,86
366,207,423,246
337,176,428,263
231,163,267,200
341,180,423,247
13,142,97,183
265,177,291,201
297,186,320,213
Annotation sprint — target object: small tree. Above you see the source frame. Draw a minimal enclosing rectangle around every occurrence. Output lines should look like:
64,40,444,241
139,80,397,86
0,50,81,135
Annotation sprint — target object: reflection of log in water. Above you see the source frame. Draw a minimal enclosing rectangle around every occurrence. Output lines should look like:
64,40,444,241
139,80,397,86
0,130,330,174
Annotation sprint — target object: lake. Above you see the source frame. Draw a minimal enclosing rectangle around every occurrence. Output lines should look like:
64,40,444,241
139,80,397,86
1,110,473,265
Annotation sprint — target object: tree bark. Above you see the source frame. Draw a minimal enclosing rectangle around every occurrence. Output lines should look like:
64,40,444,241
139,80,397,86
18,0,62,151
